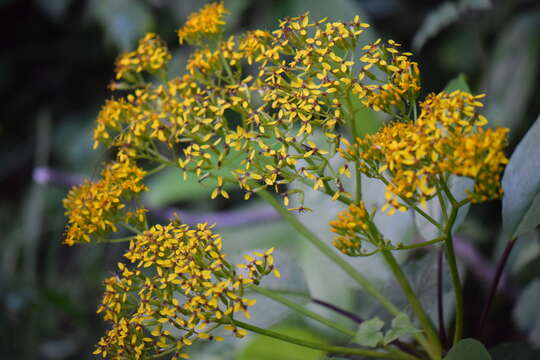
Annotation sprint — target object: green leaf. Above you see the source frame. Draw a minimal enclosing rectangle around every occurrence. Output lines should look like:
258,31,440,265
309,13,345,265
353,317,384,347
502,116,540,239
143,147,244,207
494,229,540,276
353,103,381,136
384,251,457,330
490,342,540,360
413,3,459,51
413,1,491,51
144,169,216,206
237,323,326,360
444,339,491,360
444,73,471,93
513,279,540,346
383,313,421,345
482,11,540,135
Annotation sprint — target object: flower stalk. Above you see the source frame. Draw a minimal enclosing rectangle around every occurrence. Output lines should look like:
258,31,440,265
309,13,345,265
257,189,401,316
231,320,420,360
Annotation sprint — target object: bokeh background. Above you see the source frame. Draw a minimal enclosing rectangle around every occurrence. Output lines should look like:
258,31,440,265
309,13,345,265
2,0,540,359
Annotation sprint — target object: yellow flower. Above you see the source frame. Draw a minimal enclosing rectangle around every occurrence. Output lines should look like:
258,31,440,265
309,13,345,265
177,2,228,45
239,30,272,64
93,98,135,148
114,32,171,81
358,39,421,113
353,90,508,212
329,201,373,256
94,221,278,359
63,160,147,246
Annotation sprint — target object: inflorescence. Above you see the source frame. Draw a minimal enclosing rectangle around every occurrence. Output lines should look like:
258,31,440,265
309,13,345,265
62,1,509,357
94,221,278,359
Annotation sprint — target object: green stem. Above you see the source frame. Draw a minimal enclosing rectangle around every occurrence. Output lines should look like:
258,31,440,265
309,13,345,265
440,181,458,208
444,207,463,344
382,251,442,360
151,324,220,359
104,236,136,243
123,222,142,235
436,186,449,224
430,181,463,343
256,189,400,316
279,167,353,206
345,93,362,203
146,147,175,167
251,286,355,337
219,53,235,83
232,320,419,360
392,237,445,250
146,163,167,177
378,175,443,231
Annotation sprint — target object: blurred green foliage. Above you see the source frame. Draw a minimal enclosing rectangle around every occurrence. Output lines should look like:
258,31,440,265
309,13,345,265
2,0,540,359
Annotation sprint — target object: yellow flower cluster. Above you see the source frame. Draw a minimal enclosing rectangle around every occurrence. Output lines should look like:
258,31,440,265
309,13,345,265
417,91,509,202
177,2,228,45
93,98,133,149
329,201,373,256
94,222,278,359
239,30,272,65
94,7,413,210
114,33,171,81
89,1,509,219
62,2,512,357
355,39,421,113
346,90,508,213
63,160,147,246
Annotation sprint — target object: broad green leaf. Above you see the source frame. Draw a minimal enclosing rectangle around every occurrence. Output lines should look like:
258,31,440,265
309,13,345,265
234,247,310,329
353,317,384,347
237,323,327,360
291,172,410,320
490,342,540,360
494,229,539,276
220,218,296,253
413,3,459,51
444,73,471,93
513,279,540,346
219,210,308,330
482,12,540,135
413,1,491,51
502,116,540,239
383,313,421,345
353,103,381,136
143,147,244,207
144,168,222,206
444,339,491,360
383,250,456,328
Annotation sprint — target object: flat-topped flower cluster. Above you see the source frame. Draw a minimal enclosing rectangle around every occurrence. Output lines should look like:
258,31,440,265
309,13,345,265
94,221,278,359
